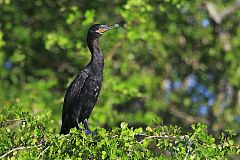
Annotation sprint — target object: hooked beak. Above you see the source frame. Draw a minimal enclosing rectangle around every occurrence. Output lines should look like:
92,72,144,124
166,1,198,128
96,24,119,34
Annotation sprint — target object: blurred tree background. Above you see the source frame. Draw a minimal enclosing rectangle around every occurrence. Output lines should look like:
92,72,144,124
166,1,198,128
0,0,239,142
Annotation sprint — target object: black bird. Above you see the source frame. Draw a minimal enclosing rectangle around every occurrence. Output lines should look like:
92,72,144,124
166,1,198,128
60,24,119,134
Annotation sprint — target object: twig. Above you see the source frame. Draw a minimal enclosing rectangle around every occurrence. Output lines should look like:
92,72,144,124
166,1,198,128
112,135,119,138
0,144,42,159
2,118,26,129
137,133,189,143
5,118,25,122
58,134,69,139
184,140,192,160
37,146,50,159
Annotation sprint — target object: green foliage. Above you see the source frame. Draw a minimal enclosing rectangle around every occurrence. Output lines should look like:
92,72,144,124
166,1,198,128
0,0,240,156
0,107,239,159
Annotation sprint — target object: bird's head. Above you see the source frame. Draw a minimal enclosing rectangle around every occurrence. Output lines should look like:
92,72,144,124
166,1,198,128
87,24,119,40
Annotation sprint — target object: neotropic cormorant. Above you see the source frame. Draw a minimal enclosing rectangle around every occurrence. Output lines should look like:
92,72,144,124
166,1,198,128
60,24,119,134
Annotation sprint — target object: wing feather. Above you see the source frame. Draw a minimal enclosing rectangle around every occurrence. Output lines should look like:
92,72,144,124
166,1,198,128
63,70,88,110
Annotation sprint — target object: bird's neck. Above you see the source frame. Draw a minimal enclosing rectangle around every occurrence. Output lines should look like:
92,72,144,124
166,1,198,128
88,39,104,74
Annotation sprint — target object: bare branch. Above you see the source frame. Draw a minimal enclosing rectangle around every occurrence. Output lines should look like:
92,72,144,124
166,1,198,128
1,118,26,130
220,0,240,21
204,2,221,24
169,106,209,125
37,146,50,159
205,0,240,24
137,133,189,143
184,140,192,160
5,118,25,122
0,144,42,159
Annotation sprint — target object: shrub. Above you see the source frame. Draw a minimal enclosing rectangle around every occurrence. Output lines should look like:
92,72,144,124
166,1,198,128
0,106,239,159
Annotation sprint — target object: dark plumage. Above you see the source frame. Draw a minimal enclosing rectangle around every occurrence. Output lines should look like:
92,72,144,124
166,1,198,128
60,24,119,134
